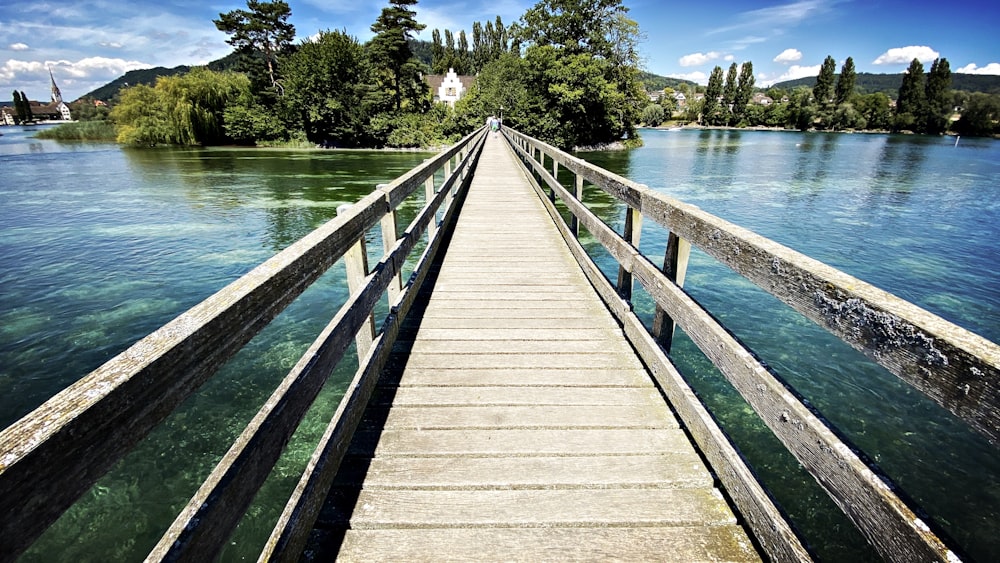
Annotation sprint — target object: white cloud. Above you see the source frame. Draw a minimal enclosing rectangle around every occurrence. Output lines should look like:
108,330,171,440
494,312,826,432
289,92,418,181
956,62,1000,75
679,51,723,67
710,0,833,35
724,54,735,62
1,57,152,97
873,46,940,65
777,64,821,82
669,71,709,85
10,43,30,51
773,48,802,64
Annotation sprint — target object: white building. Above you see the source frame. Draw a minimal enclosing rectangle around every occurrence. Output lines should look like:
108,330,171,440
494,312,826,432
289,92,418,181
425,68,476,107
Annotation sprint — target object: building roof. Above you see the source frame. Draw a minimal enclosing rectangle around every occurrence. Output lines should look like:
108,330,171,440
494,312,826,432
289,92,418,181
424,72,477,92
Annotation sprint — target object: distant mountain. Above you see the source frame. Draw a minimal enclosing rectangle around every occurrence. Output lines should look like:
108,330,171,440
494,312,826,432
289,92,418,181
638,71,696,92
81,51,242,101
772,72,1000,96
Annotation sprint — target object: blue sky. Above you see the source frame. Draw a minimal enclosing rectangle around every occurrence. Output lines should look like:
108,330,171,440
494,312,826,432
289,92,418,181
2,0,997,102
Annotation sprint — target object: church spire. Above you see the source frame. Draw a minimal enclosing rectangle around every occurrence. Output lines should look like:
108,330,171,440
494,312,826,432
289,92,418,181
49,66,62,104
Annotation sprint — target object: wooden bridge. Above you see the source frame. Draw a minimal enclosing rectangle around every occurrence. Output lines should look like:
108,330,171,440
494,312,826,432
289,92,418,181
1,127,998,562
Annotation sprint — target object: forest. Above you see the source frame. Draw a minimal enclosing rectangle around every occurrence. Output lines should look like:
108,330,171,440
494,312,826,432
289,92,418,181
644,56,999,136
42,0,646,151
31,0,1000,146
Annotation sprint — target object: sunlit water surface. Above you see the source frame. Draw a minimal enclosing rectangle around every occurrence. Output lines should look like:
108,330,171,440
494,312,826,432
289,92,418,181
1,126,998,561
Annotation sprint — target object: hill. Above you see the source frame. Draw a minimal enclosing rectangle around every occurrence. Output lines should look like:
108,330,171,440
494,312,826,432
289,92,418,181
81,51,242,101
638,71,696,92
772,72,1000,95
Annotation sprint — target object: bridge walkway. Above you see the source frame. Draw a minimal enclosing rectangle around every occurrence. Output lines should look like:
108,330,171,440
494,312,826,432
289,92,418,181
304,134,761,561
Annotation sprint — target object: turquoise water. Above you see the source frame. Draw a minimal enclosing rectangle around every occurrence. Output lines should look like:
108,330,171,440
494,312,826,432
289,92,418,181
580,129,1000,561
0,126,434,561
1,125,998,561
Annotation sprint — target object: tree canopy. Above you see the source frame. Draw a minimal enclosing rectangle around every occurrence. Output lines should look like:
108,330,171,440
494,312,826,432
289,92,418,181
214,0,295,93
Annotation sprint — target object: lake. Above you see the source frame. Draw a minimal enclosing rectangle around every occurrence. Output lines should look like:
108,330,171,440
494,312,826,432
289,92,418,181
1,125,998,561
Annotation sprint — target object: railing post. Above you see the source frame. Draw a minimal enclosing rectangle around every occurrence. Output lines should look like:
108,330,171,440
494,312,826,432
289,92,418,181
570,173,583,237
375,185,402,305
652,231,691,352
337,204,375,360
616,206,643,302
425,176,437,239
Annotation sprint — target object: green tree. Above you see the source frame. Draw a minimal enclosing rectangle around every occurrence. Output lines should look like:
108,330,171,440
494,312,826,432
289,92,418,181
455,52,532,132
954,93,999,136
702,66,724,125
12,91,26,123
722,62,738,122
112,68,250,146
835,57,856,104
369,0,426,111
733,61,755,125
521,0,630,58
641,103,665,126
924,58,952,134
813,55,836,104
281,30,371,146
517,0,646,148
856,92,892,131
787,86,816,130
431,29,446,73
895,58,926,132
214,0,295,93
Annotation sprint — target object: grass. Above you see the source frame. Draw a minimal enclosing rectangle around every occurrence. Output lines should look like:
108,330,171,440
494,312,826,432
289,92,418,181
35,121,118,141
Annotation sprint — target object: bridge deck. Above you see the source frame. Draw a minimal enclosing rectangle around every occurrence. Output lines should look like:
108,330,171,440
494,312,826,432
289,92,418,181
306,135,761,561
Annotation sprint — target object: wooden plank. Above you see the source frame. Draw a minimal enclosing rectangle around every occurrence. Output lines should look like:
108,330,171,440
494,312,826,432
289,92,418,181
509,130,813,562
348,428,698,456
335,454,708,488
370,386,666,407
409,327,621,340
398,352,645,370
365,405,676,429
322,488,736,527
259,131,490,562
417,306,608,319
324,527,760,563
393,338,623,354
518,131,1000,447
409,317,620,329
376,367,652,387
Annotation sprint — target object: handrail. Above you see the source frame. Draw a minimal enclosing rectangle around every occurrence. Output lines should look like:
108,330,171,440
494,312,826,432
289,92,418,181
502,128,993,563
0,127,487,561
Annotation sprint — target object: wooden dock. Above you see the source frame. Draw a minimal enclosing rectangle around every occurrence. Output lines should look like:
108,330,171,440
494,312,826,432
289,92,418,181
304,135,761,560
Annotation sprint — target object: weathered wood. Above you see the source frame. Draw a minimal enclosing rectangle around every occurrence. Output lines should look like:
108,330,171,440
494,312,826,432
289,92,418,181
512,140,813,561
335,453,708,488
322,527,760,563
259,130,488,563
363,405,678,429
323,488,737,527
652,231,691,351
338,203,375,359
369,386,669,407
147,131,489,562
510,128,964,562
310,134,758,562
509,129,1000,448
616,206,642,300
376,367,652,387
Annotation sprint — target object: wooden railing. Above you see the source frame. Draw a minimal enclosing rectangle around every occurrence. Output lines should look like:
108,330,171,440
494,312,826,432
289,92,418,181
0,127,487,562
504,128,1000,563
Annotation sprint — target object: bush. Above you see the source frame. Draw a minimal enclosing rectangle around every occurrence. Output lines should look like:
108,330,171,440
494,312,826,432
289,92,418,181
34,121,118,141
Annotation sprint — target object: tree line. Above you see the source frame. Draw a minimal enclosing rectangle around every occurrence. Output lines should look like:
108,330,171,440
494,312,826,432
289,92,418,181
643,55,998,136
64,0,646,150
